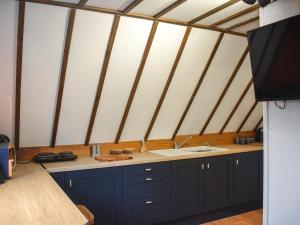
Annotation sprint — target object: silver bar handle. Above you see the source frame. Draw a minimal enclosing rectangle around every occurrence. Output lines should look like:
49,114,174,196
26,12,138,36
145,201,152,205
145,168,152,172
201,164,205,170
207,163,210,170
69,179,72,188
236,159,239,166
146,177,152,181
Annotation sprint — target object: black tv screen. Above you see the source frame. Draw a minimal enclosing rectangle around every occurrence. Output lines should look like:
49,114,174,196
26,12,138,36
247,14,300,101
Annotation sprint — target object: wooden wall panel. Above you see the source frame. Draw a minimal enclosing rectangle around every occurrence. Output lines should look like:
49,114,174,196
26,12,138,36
162,0,229,22
89,17,153,144
20,3,69,147
205,55,252,133
224,85,256,132
178,34,248,136
56,11,114,145
197,1,255,25
241,102,263,131
149,29,220,140
120,23,186,141
131,0,177,16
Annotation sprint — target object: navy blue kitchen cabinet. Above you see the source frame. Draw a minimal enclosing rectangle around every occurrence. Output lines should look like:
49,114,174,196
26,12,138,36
170,158,205,220
65,167,122,225
234,151,263,205
50,172,66,191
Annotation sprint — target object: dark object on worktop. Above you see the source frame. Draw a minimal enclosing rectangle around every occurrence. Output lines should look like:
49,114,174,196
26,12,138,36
33,151,78,163
0,134,10,144
234,136,255,144
256,128,263,143
0,167,5,185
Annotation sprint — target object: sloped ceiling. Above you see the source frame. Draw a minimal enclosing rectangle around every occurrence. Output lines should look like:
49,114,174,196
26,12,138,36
17,0,262,148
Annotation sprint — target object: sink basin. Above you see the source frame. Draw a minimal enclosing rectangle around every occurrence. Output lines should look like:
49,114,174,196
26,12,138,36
149,146,229,157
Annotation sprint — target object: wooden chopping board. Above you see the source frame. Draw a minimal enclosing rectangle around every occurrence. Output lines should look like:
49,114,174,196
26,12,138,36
95,155,133,162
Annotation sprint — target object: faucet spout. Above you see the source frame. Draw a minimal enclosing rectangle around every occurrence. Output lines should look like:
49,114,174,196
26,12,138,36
175,136,193,149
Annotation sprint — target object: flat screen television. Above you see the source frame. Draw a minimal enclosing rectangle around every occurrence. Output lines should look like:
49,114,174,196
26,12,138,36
247,14,300,101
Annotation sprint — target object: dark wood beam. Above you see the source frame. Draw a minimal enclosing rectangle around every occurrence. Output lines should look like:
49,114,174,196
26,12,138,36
23,0,247,37
227,16,259,31
199,47,249,135
51,9,76,147
237,101,258,132
210,5,259,28
154,0,188,18
122,0,144,13
188,0,240,24
78,0,88,7
115,21,159,144
84,16,120,146
253,116,263,131
171,32,225,140
219,79,252,134
144,26,192,141
15,1,26,150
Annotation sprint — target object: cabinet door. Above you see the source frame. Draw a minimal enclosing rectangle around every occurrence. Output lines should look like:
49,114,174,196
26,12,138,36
171,159,205,219
65,167,122,225
205,155,234,212
234,151,263,204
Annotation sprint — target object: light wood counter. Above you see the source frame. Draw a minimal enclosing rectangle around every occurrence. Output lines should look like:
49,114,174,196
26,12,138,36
0,163,88,225
44,144,263,173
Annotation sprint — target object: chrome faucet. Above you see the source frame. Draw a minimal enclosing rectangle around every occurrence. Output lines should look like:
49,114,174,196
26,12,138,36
174,136,193,149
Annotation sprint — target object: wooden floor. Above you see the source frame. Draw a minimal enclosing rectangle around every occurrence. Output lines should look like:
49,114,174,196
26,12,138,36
202,209,263,225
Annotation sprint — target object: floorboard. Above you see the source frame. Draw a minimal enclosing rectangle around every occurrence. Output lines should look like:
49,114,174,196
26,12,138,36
201,209,262,225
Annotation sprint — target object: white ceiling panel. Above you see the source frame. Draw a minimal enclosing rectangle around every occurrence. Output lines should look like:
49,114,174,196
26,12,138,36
218,10,259,29
163,0,229,22
56,11,114,145
55,0,80,4
131,0,177,16
178,34,248,136
90,17,153,143
224,86,256,132
205,55,252,134
86,0,132,10
241,102,262,131
121,22,186,141
20,3,68,147
149,29,220,140
197,1,254,25
233,19,260,34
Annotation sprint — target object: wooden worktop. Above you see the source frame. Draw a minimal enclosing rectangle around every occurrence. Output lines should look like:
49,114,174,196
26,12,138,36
0,163,88,225
44,144,263,173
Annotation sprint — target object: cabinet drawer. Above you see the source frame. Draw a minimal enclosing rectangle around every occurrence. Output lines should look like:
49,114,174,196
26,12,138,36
123,172,170,200
123,195,170,225
123,162,169,177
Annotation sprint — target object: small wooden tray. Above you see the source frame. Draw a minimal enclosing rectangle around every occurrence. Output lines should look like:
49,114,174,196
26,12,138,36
95,155,133,162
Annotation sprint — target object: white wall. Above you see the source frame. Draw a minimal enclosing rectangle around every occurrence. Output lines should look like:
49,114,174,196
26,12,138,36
0,1,18,142
260,1,300,225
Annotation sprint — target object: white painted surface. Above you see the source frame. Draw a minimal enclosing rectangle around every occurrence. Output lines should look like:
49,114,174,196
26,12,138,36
233,20,260,34
179,34,247,135
56,11,114,145
0,1,17,141
20,3,68,147
150,29,220,139
121,22,186,141
90,17,152,143
131,0,177,16
260,1,300,225
86,0,132,10
218,10,259,29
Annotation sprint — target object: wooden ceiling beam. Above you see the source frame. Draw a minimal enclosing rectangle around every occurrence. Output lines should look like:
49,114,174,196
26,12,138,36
227,16,259,31
15,1,26,150
144,26,192,141
219,79,253,134
23,0,247,37
122,0,144,13
210,5,259,28
171,32,225,140
51,9,76,148
154,0,188,18
114,21,159,144
199,47,249,135
188,0,240,25
237,101,258,132
253,116,263,131
85,16,120,146
78,0,88,8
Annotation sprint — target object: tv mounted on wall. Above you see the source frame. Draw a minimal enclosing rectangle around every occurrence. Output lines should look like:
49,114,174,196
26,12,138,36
247,14,300,102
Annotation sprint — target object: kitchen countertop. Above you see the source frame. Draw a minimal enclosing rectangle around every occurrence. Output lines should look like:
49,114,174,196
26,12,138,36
0,163,88,225
44,144,263,173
